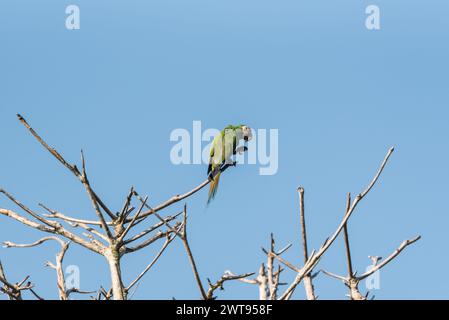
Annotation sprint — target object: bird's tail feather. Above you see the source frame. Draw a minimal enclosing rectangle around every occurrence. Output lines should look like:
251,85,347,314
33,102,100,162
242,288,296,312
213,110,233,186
207,172,221,204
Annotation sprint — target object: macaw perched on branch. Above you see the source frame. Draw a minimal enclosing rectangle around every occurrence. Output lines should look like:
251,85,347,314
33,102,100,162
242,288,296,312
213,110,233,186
207,125,253,204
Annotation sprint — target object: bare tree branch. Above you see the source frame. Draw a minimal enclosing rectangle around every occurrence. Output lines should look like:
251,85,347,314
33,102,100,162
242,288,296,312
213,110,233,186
0,208,55,233
321,269,347,282
265,250,300,273
66,288,96,298
297,187,316,300
358,236,421,280
124,230,174,254
271,265,282,300
226,270,259,285
342,193,354,277
179,205,207,300
321,234,421,299
135,162,238,221
135,180,210,221
266,234,276,299
17,114,116,221
79,150,114,241
123,212,182,245
0,189,55,228
206,271,255,300
39,203,109,243
118,187,135,220
0,206,104,254
40,203,113,226
117,196,148,244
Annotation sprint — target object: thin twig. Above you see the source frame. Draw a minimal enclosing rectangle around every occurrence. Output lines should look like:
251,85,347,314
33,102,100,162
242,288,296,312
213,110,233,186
126,231,180,292
179,205,207,300
343,193,354,277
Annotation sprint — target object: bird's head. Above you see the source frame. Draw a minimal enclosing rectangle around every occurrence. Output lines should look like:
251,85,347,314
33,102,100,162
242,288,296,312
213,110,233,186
241,125,253,142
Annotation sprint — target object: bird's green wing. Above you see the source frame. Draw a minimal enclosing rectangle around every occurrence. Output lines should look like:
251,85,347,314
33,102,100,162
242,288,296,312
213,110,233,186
208,132,222,175
208,126,241,176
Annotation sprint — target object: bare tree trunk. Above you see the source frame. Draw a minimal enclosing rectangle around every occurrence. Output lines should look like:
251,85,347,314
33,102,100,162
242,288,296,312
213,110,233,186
106,251,125,300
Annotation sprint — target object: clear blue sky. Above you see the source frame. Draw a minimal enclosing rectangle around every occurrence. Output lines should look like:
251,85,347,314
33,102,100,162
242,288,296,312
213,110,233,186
0,1,448,299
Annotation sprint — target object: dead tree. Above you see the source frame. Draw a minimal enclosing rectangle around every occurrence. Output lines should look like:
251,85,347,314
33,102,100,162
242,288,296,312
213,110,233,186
227,147,421,300
0,115,252,300
0,115,420,300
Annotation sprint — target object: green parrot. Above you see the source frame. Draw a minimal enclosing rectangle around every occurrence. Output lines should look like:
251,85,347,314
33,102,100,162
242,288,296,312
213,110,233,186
207,124,253,204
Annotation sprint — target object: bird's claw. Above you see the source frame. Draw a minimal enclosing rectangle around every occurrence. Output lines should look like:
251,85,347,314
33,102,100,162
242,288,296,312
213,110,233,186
235,146,248,155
